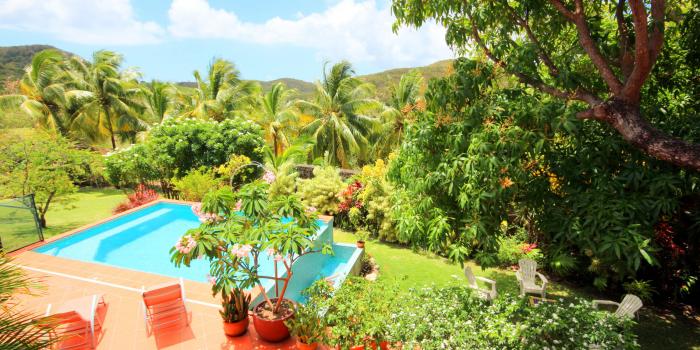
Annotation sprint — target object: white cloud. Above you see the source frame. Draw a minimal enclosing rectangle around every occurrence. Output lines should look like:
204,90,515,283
0,0,164,45
168,0,454,67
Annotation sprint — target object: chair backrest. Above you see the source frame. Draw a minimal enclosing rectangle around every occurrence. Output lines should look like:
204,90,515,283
615,294,643,318
142,283,183,309
518,259,537,283
464,266,478,288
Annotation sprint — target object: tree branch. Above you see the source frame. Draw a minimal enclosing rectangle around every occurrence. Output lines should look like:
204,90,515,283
649,0,666,66
500,0,560,76
615,0,635,79
467,12,601,106
548,0,624,94
621,0,652,102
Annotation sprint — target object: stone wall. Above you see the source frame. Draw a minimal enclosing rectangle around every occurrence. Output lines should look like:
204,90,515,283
295,164,358,180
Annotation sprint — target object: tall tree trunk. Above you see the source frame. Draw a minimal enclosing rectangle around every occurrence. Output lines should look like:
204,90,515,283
586,98,700,171
110,132,116,150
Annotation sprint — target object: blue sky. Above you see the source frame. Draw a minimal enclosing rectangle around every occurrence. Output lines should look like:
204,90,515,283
0,0,454,82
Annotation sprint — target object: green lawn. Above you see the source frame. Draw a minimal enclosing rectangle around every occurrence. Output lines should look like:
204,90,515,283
1,187,125,251
4,188,696,349
334,229,700,350
42,187,126,238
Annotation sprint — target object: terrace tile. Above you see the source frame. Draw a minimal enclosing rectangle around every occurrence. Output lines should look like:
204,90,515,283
12,253,320,349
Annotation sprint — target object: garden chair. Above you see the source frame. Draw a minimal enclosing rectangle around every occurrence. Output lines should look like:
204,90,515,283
45,294,106,349
515,258,548,298
141,277,189,334
592,294,643,319
464,266,498,301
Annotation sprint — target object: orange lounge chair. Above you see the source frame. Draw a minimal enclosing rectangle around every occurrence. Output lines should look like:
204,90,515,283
45,294,106,349
141,277,189,334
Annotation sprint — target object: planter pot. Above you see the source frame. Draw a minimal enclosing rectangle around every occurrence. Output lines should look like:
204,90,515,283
295,339,319,350
223,317,249,337
252,298,295,342
356,240,365,249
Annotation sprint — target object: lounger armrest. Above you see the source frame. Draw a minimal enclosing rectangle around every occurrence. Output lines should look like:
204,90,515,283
515,270,522,282
536,272,548,286
475,276,496,286
592,300,620,309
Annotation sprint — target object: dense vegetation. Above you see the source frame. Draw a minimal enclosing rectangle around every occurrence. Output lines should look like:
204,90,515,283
2,1,700,346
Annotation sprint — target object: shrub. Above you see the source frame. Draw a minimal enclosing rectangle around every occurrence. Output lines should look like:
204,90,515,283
296,166,345,215
385,286,640,349
113,184,159,213
496,233,543,267
172,168,219,201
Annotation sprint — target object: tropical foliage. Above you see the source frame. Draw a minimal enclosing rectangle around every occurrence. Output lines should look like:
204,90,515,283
0,131,98,227
298,61,382,167
0,254,57,349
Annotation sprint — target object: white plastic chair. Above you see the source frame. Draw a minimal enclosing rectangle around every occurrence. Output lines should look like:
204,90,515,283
45,294,105,349
464,266,497,301
593,294,643,319
515,258,548,298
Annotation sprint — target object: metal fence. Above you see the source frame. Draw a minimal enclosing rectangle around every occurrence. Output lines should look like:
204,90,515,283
0,194,44,252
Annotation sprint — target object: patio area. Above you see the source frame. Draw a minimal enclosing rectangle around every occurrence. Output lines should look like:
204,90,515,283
12,252,303,349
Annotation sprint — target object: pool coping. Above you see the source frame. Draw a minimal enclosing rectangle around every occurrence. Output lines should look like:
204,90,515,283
9,198,334,256
9,198,348,308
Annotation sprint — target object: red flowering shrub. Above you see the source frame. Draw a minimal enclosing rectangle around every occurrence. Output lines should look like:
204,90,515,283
520,243,538,254
338,180,363,212
113,184,159,214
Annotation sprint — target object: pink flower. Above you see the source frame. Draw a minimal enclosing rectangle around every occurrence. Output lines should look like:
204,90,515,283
305,206,317,214
191,203,202,216
262,170,276,184
265,248,275,256
206,274,216,285
234,200,242,212
175,235,197,254
232,244,251,258
274,254,284,262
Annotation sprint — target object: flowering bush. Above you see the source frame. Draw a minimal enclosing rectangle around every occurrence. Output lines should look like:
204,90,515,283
170,180,332,318
296,166,346,215
384,286,639,349
113,184,159,213
495,233,543,268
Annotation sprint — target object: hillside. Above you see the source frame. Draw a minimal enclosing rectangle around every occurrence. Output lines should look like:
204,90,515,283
1,45,453,101
250,59,454,101
0,45,59,86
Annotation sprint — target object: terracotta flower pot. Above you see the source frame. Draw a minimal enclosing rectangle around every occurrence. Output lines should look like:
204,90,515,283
223,317,249,337
252,298,295,342
356,240,365,248
296,339,319,350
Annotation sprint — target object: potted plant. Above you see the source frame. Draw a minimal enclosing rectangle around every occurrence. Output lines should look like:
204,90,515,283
356,229,369,249
285,281,333,350
221,288,251,336
171,178,332,342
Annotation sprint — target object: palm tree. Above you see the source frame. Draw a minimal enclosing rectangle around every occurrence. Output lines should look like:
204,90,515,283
144,80,176,122
0,254,57,349
297,61,381,168
255,83,299,156
66,50,147,149
0,50,70,134
178,58,259,120
375,70,424,158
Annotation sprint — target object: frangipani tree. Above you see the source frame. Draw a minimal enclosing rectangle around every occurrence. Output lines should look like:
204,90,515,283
170,180,331,315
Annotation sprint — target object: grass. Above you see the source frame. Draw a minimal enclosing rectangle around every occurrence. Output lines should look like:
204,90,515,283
1,187,126,251
334,229,700,350
42,187,126,238
4,189,696,349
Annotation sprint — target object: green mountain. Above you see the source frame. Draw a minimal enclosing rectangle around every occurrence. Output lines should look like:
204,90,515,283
1,45,453,101
250,59,454,101
0,45,62,85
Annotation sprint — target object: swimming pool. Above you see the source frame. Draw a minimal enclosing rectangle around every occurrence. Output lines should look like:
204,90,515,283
34,201,362,302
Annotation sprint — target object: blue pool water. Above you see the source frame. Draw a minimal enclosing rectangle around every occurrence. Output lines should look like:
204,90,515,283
35,202,360,302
